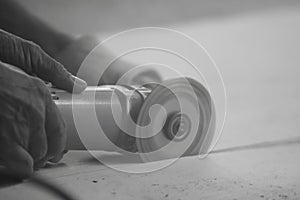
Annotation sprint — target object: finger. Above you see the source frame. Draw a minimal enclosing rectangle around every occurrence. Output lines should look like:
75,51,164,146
0,29,87,93
27,124,48,166
48,150,68,163
0,102,47,171
0,142,34,179
54,35,101,76
44,96,67,163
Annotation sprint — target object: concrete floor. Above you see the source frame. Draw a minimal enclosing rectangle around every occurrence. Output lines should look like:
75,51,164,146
1,1,300,199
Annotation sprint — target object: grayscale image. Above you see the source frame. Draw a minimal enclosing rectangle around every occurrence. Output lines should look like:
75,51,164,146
0,1,299,199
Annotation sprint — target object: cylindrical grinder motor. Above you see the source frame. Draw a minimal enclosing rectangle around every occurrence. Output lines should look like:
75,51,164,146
51,77,215,160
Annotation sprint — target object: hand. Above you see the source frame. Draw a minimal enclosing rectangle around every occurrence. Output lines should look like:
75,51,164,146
54,35,162,86
0,29,87,178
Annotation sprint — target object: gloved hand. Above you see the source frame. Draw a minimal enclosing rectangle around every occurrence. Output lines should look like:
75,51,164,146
0,29,87,178
54,35,162,86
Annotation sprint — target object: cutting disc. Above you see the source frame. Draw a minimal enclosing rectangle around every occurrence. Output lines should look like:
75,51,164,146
135,77,216,161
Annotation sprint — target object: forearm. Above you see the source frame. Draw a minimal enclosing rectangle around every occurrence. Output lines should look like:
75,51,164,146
0,0,74,57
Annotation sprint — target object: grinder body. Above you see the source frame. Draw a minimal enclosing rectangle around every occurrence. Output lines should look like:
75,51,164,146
51,85,147,153
51,78,215,159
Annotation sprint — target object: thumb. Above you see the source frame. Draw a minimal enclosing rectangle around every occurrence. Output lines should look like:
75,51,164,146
0,29,87,93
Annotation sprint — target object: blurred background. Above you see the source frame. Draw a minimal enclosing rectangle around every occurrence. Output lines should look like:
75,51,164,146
17,0,300,35
17,0,300,149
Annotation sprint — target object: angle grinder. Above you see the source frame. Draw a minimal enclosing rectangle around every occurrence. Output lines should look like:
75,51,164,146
50,77,215,160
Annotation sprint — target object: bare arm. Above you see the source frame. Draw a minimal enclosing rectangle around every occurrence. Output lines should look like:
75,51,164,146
0,0,74,58
0,1,162,85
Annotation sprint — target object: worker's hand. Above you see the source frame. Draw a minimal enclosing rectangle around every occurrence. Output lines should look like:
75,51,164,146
0,29,87,178
54,35,162,86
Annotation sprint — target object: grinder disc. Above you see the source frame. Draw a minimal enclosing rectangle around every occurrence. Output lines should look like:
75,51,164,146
136,77,216,161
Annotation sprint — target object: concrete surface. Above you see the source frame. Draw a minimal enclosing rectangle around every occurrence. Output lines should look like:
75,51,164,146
1,1,300,200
